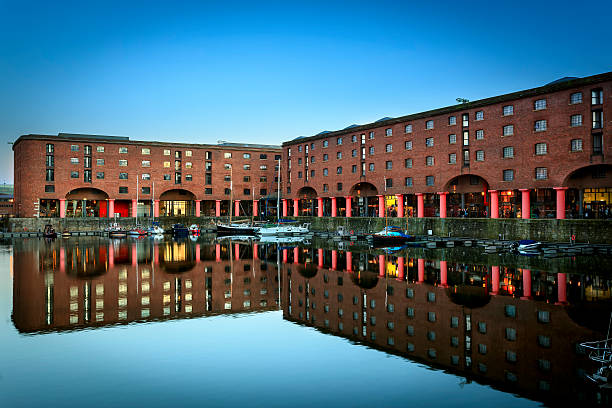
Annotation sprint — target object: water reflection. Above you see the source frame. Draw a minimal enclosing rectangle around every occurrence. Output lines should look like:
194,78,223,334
10,237,612,406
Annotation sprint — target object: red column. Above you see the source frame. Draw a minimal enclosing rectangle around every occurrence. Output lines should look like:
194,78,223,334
282,249,288,263
491,266,500,295
131,199,137,218
154,244,159,265
317,197,323,217
282,199,288,217
521,269,532,299
131,244,137,266
215,244,221,261
234,200,240,216
253,200,258,218
60,247,66,272
378,254,385,277
395,194,404,218
331,197,337,217
253,244,258,260
440,260,448,287
60,199,66,218
234,243,240,260
489,190,499,219
153,200,159,218
377,195,384,218
215,200,221,217
520,189,530,219
293,247,299,264
397,257,405,281
437,192,447,218
556,273,568,305
416,193,424,218
195,244,201,263
331,250,338,270
345,196,352,217
293,199,299,217
554,187,568,219
346,251,352,272
417,258,425,283
318,248,324,268
107,199,114,218
195,200,201,217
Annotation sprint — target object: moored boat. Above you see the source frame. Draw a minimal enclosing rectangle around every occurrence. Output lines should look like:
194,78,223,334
188,224,201,235
511,239,542,252
216,223,259,235
256,221,310,235
109,230,127,238
128,227,148,236
368,226,415,247
43,224,57,238
61,230,71,238
172,223,189,237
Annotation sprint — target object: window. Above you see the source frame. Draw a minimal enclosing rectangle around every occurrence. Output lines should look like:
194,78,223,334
463,149,469,165
506,351,517,362
503,125,514,136
323,184,328,192
385,161,392,170
503,105,514,116
141,148,151,155
164,174,171,180
336,152,342,159
298,145,302,152
141,173,151,180
448,116,456,125
205,188,212,195
383,128,392,137
175,172,181,184
46,155,54,167
141,187,151,194
426,120,434,129
71,145,79,151
538,335,551,348
243,188,250,195
571,114,582,127
505,327,517,341
336,167,342,174
537,310,550,323
369,147,375,155
45,169,54,181
243,153,251,159
426,156,434,166
462,113,469,127
594,134,603,154
475,129,484,140
535,143,547,155
224,152,232,159
505,305,516,317
185,150,192,157
503,146,514,158
351,149,357,157
96,172,104,179
351,165,357,173
570,92,582,104
70,171,79,178
534,120,547,132
84,145,92,155
426,176,434,186
571,139,583,151
337,182,343,191
44,143,54,154
119,147,128,154
243,164,251,170
405,158,412,168
475,110,484,120
463,130,469,146
96,146,105,153
449,153,456,164
369,131,374,139
404,177,413,187
70,157,79,164
323,140,328,148
337,137,343,145
369,163,375,171
297,171,302,179
385,144,393,152
476,150,484,161
141,160,151,167
592,110,603,129
119,159,127,166
405,124,412,133
84,157,92,168
224,164,231,170
405,141,413,150
592,88,603,105
119,186,128,194
503,169,514,181
426,137,434,147
385,178,392,188
119,173,128,179
449,134,456,144
44,184,54,193
538,359,550,371
323,168,328,176
351,135,357,143
260,165,267,170
450,316,459,328
161,161,169,168
534,99,546,110
427,311,436,322
96,158,104,166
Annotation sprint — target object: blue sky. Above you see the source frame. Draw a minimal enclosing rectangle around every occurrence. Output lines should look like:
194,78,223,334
1,0,611,183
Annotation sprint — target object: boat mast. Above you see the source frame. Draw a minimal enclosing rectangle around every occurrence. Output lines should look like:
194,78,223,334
229,166,233,223
152,181,155,220
136,176,139,227
277,158,281,223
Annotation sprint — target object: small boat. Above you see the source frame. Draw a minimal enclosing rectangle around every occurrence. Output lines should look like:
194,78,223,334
172,223,190,237
510,239,542,252
256,220,310,235
188,224,201,235
109,230,127,238
580,337,612,387
61,230,71,238
216,223,259,236
43,224,57,238
128,228,148,236
256,235,306,244
368,226,415,247
147,225,165,235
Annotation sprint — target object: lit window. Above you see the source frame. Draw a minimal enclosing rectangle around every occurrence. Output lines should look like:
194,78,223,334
185,150,192,157
503,105,514,116
224,153,232,158
163,161,170,168
164,149,170,155
260,165,267,170
534,99,546,110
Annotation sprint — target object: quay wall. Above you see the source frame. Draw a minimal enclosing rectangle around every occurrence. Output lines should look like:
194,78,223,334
7,216,612,243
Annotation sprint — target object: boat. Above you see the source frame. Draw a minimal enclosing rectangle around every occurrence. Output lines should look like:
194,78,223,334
188,224,201,235
257,220,310,235
510,239,542,252
216,222,259,235
109,230,127,238
172,223,189,237
128,227,148,236
256,235,306,244
42,224,57,238
368,226,415,247
61,230,71,238
580,313,612,388
147,222,164,235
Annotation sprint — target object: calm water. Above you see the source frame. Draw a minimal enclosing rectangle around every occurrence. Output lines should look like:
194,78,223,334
1,236,611,407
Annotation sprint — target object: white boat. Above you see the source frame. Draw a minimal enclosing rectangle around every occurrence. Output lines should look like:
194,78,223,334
147,225,165,235
257,222,310,235
511,239,542,251
256,235,306,244
188,224,201,234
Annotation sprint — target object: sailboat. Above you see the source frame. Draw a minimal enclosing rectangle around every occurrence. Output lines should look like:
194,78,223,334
216,166,259,235
257,158,310,236
128,177,147,236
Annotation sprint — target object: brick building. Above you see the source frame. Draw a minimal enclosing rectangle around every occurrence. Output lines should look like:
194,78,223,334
12,133,281,218
282,72,612,220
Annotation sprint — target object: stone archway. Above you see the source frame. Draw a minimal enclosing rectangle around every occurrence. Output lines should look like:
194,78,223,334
65,187,109,217
159,189,196,217
297,187,317,216
563,164,612,218
349,182,379,217
444,174,490,218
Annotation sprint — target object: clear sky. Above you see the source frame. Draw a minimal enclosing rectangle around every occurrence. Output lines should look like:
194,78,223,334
1,0,611,183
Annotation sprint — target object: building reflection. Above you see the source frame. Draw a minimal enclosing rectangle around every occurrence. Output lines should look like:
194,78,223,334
12,238,280,333
281,246,611,406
